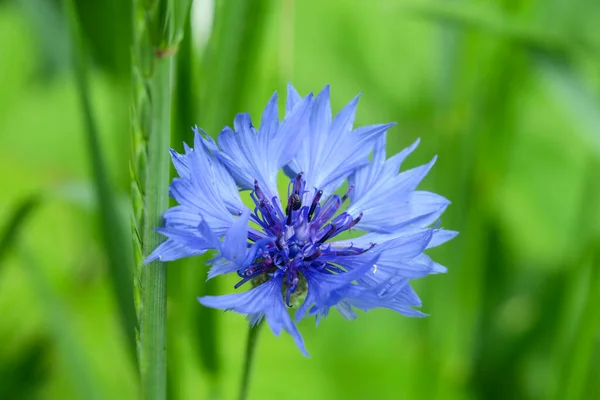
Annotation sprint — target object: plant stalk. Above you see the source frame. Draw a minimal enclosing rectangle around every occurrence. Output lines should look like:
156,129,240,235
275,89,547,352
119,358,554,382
238,321,263,400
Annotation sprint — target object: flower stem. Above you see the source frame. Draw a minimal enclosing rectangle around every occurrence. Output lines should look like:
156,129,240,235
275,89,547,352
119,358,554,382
238,321,264,400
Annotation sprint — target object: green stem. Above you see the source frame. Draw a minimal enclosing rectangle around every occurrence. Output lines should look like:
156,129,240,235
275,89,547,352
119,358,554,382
238,321,263,400
140,55,173,400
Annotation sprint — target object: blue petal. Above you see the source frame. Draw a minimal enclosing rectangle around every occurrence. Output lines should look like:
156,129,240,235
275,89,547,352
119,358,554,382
193,128,245,215
311,275,427,319
335,228,456,251
207,237,271,280
331,229,440,280
169,148,190,178
154,225,217,250
221,208,250,263
167,131,246,236
169,178,233,236
341,285,428,317
162,205,203,227
349,137,419,201
145,220,219,263
213,92,313,200
330,93,360,141
295,263,372,322
286,83,302,115
145,239,204,263
198,274,309,356
286,85,395,197
347,134,447,233
427,229,459,248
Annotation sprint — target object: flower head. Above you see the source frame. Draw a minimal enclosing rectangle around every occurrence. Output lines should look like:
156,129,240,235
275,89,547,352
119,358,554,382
147,84,456,356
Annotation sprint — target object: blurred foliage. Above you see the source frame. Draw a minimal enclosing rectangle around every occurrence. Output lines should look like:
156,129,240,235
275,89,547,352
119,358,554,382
0,0,599,399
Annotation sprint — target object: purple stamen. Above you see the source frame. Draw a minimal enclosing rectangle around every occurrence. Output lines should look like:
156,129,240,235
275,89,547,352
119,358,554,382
237,175,373,300
341,184,355,202
308,190,323,221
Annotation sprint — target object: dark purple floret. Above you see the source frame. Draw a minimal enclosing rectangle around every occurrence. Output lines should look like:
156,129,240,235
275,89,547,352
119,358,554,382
241,174,368,307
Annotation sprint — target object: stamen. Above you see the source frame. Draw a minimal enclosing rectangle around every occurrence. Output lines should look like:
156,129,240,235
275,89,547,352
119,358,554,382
308,190,323,222
237,173,372,300
293,173,303,195
234,266,267,288
247,230,263,242
313,195,342,227
341,184,355,202
290,194,302,210
348,212,363,229
253,180,267,200
285,193,302,225
330,213,354,231
303,247,322,261
317,224,336,244
275,233,284,250
330,242,375,257
258,200,276,226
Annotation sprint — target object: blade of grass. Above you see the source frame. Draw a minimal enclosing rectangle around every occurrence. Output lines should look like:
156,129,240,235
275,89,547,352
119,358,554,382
19,242,102,400
63,0,137,360
132,1,192,398
552,155,600,399
559,242,600,399
139,54,172,399
0,195,40,267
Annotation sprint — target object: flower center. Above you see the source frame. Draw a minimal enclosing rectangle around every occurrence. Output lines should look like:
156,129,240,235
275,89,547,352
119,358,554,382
236,174,373,307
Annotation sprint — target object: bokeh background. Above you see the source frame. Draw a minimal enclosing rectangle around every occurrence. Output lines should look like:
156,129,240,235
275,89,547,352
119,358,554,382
1,0,599,399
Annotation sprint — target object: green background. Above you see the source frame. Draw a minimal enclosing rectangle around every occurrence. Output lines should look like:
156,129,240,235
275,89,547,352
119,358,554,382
1,0,599,399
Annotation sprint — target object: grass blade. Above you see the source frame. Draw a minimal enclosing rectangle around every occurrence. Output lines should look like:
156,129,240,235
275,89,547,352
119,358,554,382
139,54,172,398
0,195,40,267
19,243,103,400
63,0,137,359
132,0,192,398
559,243,600,399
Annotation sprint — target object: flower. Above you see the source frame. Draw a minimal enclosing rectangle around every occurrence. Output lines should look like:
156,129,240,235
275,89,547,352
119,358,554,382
146,84,457,356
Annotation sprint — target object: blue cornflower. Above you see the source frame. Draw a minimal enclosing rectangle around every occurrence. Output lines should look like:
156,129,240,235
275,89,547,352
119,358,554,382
147,84,456,356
